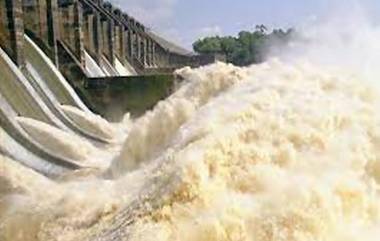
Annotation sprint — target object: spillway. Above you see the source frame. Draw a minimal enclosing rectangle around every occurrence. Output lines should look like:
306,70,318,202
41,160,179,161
85,50,107,77
0,46,83,174
23,35,115,143
114,56,135,76
0,45,64,127
0,126,76,176
0,92,79,176
0,36,121,176
24,36,89,112
100,55,120,76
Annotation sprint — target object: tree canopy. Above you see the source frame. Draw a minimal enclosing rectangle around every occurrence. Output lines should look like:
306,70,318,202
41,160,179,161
193,25,294,66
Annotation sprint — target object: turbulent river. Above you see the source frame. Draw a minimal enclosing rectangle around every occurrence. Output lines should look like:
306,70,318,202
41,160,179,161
2,16,380,241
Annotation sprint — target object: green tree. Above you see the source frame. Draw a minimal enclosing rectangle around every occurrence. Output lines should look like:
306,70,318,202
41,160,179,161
193,25,294,66
193,37,222,54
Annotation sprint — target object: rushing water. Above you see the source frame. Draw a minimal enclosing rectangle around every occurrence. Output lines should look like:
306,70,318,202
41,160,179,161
3,10,380,240
2,57,380,240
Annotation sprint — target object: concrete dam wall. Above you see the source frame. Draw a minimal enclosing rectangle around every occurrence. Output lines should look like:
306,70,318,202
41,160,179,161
0,0,223,119
0,0,221,175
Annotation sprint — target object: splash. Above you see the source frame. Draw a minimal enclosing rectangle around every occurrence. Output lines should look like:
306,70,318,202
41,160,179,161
16,117,97,162
60,105,118,142
111,62,246,174
3,57,380,240
4,6,380,240
102,59,380,241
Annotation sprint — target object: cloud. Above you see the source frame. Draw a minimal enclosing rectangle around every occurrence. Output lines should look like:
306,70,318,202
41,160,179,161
109,0,193,51
199,25,223,37
172,25,224,50
107,1,224,51
109,0,177,27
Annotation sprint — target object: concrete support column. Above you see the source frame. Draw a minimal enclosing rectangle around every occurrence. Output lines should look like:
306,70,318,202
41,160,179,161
73,0,84,66
146,39,151,66
148,39,154,66
139,36,144,64
85,13,95,53
5,0,24,67
93,12,103,63
142,37,147,66
46,0,59,65
36,0,47,40
118,25,126,63
128,29,134,58
135,32,141,61
151,42,156,66
106,19,114,65
124,28,130,58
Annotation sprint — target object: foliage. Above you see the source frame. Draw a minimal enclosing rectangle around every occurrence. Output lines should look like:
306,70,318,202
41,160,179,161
193,25,294,66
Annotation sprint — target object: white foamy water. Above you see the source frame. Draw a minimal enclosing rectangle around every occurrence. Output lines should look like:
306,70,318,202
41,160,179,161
3,9,380,241
60,105,118,142
16,117,97,163
2,57,380,240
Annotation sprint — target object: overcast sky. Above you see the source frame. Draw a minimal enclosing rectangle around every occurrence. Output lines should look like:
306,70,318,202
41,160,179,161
110,0,380,50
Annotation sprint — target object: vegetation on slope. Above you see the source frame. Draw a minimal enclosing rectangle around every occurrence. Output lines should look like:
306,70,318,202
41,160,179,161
193,25,294,66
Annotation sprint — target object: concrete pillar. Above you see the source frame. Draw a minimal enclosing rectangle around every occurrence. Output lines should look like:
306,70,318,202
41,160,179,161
145,39,150,66
66,5,74,44
93,12,103,63
46,0,59,65
139,36,144,64
147,39,154,66
142,36,147,66
73,0,84,66
5,0,24,67
85,13,95,53
151,42,156,66
118,25,126,63
136,32,141,62
128,29,134,59
36,0,47,40
106,19,114,65
150,41,154,66
124,28,130,58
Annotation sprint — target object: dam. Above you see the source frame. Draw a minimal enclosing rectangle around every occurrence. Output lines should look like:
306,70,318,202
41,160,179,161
0,0,220,174
2,0,380,241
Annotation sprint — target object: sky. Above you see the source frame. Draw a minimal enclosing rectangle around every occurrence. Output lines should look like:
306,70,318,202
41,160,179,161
110,0,380,50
